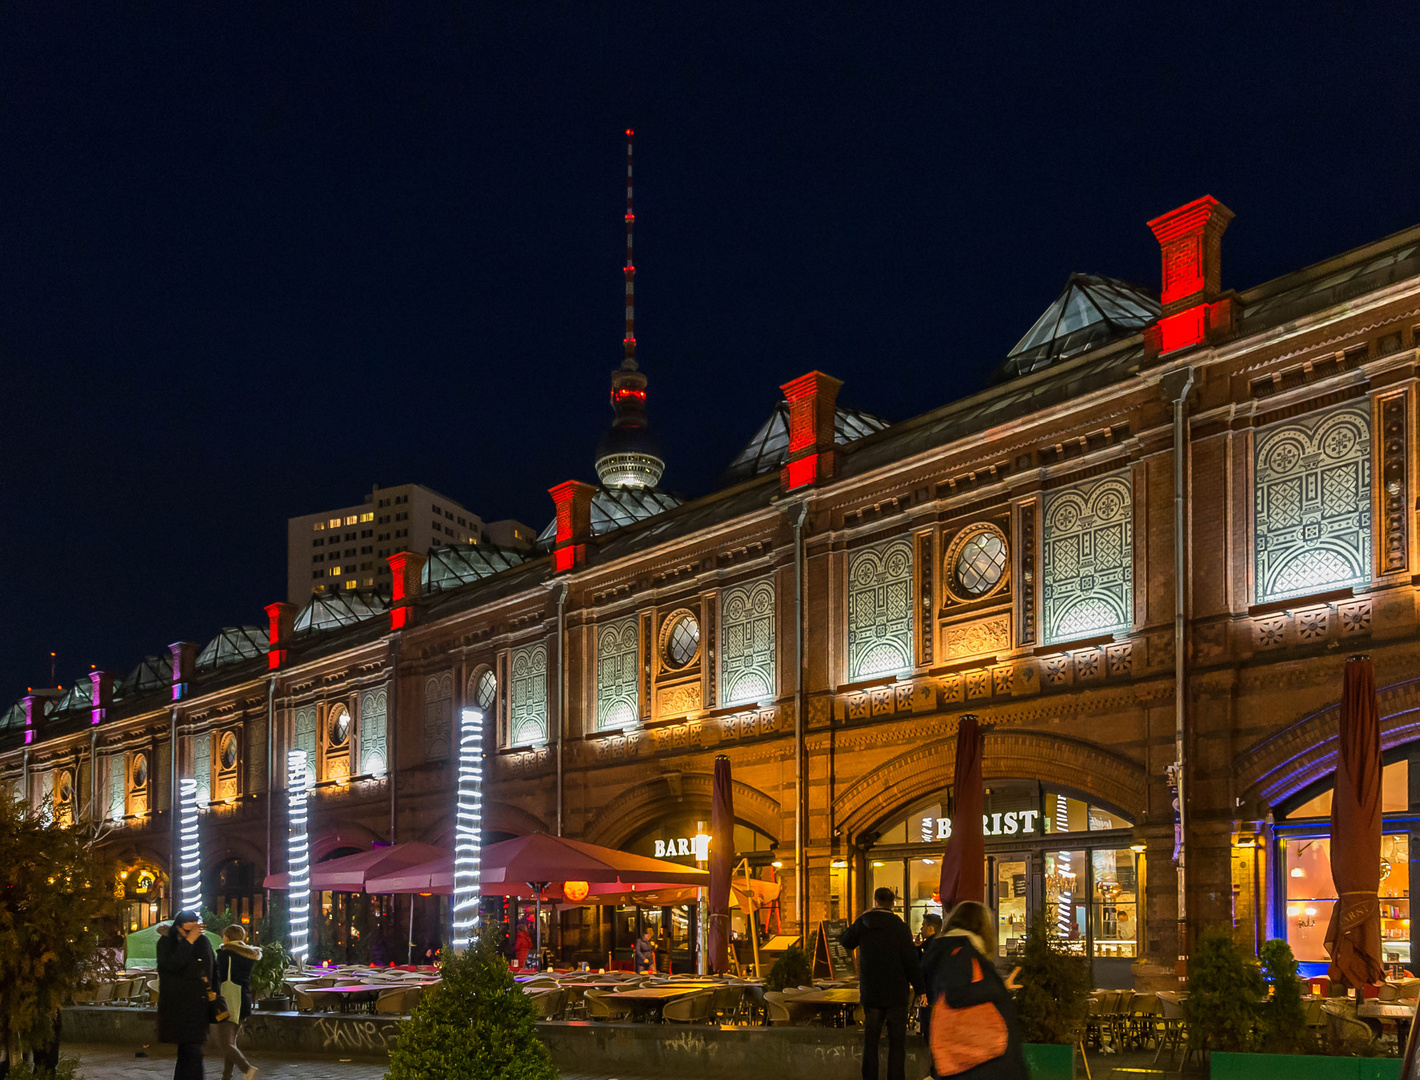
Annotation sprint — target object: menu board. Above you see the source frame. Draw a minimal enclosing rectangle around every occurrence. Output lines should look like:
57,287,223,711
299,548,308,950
814,919,855,979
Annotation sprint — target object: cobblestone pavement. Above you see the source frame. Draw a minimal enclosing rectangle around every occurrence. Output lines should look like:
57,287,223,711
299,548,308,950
64,1044,628,1080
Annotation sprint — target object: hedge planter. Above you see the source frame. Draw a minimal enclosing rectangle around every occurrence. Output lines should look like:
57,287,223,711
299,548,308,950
1022,1043,1074,1080
1212,1052,1401,1080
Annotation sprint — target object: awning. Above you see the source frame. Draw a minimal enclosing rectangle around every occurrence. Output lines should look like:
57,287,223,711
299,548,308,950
263,841,450,893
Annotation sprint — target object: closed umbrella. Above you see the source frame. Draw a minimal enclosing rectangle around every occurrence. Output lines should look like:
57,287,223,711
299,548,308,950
708,754,734,973
939,714,985,910
1326,655,1385,994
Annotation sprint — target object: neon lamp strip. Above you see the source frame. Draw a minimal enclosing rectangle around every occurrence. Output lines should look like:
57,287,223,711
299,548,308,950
1055,794,1072,936
451,707,484,948
177,778,202,911
287,749,312,963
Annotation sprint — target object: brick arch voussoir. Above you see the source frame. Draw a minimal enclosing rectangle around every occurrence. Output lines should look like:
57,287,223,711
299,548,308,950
582,774,783,850
1237,677,1420,813
834,729,1147,841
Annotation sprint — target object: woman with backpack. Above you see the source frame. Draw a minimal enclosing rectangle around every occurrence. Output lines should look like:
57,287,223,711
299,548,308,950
920,901,1026,1080
210,924,262,1080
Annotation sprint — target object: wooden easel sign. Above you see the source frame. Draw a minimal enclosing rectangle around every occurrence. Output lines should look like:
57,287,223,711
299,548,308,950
814,919,852,979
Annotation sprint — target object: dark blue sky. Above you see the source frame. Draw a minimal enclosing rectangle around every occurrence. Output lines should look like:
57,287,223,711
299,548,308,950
2,3,1417,700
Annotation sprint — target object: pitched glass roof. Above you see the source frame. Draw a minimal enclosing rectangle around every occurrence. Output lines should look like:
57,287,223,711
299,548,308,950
116,654,173,698
1,701,28,731
293,590,390,637
424,543,532,595
721,402,890,486
52,680,93,714
537,485,685,546
196,626,269,672
997,273,1159,380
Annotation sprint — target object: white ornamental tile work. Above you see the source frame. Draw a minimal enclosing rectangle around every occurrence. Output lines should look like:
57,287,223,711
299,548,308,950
509,642,549,747
847,536,914,681
720,578,776,707
1042,471,1133,645
1254,402,1372,604
293,704,318,785
596,617,639,731
360,687,388,775
423,671,453,761
192,732,211,805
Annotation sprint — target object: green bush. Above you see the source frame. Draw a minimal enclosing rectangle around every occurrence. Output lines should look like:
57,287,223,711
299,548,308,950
1185,931,1264,1054
1257,938,1307,1053
1012,915,1091,1045
385,927,558,1080
250,939,292,1002
765,945,812,992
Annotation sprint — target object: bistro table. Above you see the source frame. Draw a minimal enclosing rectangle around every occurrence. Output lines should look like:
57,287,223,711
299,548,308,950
608,985,708,1022
783,988,860,1027
302,982,402,1014
1358,1000,1416,1043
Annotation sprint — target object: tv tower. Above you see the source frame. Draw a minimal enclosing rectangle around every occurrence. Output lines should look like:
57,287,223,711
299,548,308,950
624,128,636,370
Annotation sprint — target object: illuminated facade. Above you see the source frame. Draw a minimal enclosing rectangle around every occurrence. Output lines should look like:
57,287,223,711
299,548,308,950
6,197,1420,986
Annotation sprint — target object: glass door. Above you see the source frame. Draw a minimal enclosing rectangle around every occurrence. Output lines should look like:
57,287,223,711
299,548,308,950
993,854,1031,960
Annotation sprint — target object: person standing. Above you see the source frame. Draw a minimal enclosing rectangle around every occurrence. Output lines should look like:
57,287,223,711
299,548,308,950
920,901,1025,1080
156,910,217,1080
633,927,658,974
840,888,924,1080
211,925,262,1080
514,924,533,969
917,913,943,1038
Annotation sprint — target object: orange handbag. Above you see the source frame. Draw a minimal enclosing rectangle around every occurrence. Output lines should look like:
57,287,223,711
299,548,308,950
929,947,1008,1076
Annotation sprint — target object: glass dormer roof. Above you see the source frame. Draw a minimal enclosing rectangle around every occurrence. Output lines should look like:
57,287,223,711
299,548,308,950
293,590,390,637
721,401,889,486
196,626,269,672
997,273,1160,380
424,542,531,595
536,485,684,546
117,654,173,698
0,701,24,731
52,680,93,714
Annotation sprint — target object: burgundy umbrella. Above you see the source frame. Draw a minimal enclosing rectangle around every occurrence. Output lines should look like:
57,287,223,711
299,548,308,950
708,755,734,973
939,714,985,910
1325,656,1385,992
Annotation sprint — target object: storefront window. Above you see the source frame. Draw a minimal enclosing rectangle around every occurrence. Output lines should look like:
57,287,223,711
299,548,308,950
1288,760,1409,819
907,858,941,935
870,860,904,912
1285,834,1411,965
995,857,1029,958
1090,848,1138,958
1044,849,1087,954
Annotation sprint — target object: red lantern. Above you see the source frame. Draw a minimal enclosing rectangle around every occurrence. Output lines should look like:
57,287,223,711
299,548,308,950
563,880,590,903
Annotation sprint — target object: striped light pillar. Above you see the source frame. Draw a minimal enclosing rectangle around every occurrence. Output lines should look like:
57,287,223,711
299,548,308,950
287,749,312,964
451,707,484,950
177,778,202,911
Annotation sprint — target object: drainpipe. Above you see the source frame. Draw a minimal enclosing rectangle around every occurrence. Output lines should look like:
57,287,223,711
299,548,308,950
1162,365,1195,971
556,582,569,837
22,747,29,808
169,704,179,871
90,728,98,823
793,500,810,935
266,676,276,883
389,636,400,843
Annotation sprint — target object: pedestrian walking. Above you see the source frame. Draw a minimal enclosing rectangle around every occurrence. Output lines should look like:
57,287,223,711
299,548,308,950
920,901,1025,1080
633,927,658,974
155,910,217,1080
917,912,943,1038
840,888,924,1080
210,924,262,1080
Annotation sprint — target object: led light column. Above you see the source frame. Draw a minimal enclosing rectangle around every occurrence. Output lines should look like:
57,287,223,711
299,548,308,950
451,707,484,950
287,749,312,964
177,778,202,911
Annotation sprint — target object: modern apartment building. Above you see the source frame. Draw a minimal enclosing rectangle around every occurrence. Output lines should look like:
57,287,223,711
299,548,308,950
287,483,532,603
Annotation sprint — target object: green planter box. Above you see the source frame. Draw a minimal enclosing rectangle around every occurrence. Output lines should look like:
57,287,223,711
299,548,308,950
1023,1042,1074,1080
1212,1052,1401,1080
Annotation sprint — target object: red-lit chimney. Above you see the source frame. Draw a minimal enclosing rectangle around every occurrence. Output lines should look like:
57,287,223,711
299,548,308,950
170,641,197,701
779,371,844,491
265,602,297,670
548,481,597,572
1146,196,1236,354
89,670,112,726
388,550,428,629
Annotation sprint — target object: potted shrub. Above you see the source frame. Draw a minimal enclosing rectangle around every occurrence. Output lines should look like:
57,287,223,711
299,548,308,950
1185,931,1263,1057
765,945,812,991
250,940,293,1011
1257,939,1308,1054
1012,915,1090,1080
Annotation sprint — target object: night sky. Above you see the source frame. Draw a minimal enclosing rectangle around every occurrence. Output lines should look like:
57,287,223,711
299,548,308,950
3,4,1417,701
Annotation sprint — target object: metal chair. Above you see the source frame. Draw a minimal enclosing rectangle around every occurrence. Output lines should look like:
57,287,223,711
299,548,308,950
531,989,567,1020
763,991,809,1026
709,985,746,1025
1153,992,1188,1065
584,988,634,1021
663,990,714,1024
1322,1001,1379,1054
291,988,318,1013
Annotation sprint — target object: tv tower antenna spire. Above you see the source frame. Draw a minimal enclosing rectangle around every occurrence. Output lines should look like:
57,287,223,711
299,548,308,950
623,128,636,371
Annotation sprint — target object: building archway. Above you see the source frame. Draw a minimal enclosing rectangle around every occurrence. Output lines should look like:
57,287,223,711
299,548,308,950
581,772,783,850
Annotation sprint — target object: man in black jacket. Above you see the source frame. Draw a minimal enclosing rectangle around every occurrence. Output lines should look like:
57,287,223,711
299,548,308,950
841,888,924,1080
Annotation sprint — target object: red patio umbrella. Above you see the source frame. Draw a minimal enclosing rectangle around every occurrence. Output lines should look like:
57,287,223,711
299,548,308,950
939,714,985,910
1325,656,1385,993
262,841,450,892
708,754,734,973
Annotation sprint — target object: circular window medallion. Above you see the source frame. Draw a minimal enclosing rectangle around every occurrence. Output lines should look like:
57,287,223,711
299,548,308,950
132,753,149,789
661,610,701,670
944,524,1010,602
474,668,497,715
56,770,73,805
328,705,351,747
220,731,238,771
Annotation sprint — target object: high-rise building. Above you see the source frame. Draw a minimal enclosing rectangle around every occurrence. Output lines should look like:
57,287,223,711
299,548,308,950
287,483,533,602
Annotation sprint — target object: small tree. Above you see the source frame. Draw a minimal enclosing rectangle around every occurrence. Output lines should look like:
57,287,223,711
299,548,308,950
249,939,292,1002
1185,931,1264,1054
1257,938,1307,1053
1013,915,1091,1045
386,926,558,1080
765,945,812,992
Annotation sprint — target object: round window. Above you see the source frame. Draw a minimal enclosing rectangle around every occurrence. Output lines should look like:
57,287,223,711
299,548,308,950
663,611,701,669
219,732,238,771
132,754,148,789
474,668,497,714
946,525,1009,601
328,705,351,747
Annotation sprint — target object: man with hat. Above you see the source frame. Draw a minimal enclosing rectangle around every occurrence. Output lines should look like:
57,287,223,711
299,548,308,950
156,909,218,1080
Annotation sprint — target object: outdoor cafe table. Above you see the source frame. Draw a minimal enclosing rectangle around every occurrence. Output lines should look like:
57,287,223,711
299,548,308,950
303,982,406,1013
1358,1000,1416,1043
785,988,860,1027
608,985,709,1022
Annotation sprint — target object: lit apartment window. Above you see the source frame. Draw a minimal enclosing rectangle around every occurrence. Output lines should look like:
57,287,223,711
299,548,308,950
363,577,375,587
329,517,341,528
313,521,325,532
359,512,374,522
344,515,357,525
342,579,356,590
331,567,342,576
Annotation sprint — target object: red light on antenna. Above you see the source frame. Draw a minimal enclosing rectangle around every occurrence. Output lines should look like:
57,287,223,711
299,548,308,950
626,129,633,136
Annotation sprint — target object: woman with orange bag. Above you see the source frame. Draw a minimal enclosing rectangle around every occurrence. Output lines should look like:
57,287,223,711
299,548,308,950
920,902,1026,1080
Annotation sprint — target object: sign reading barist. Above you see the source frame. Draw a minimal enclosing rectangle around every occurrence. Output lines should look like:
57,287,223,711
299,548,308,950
920,810,1041,843
654,836,711,860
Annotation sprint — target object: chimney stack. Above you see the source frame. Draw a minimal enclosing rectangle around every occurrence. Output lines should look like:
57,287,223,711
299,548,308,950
548,481,597,572
22,693,48,745
265,602,297,670
779,371,843,491
388,550,428,629
89,670,112,725
169,641,197,701
1146,196,1236,354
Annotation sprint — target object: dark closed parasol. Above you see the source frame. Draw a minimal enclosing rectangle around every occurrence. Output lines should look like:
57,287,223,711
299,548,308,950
939,714,985,909
1325,656,1385,992
708,754,734,973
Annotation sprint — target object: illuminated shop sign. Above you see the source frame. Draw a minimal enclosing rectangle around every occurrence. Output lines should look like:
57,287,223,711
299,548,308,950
653,836,711,861
919,810,1042,842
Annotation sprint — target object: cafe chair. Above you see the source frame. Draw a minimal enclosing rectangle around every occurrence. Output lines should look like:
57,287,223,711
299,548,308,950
531,989,568,1021
709,985,746,1025
763,991,808,1026
584,988,634,1022
663,990,714,1025
291,988,318,1014
1322,1001,1379,1054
